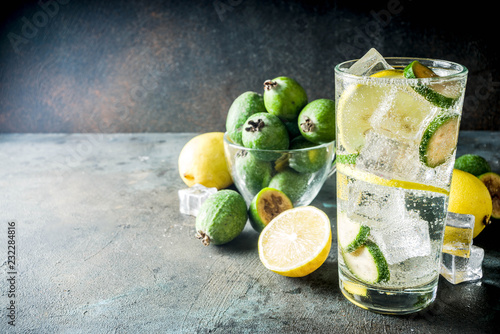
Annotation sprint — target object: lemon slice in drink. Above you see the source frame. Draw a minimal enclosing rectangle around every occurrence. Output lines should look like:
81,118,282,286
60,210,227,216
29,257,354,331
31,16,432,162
337,163,449,195
337,68,436,154
258,206,332,277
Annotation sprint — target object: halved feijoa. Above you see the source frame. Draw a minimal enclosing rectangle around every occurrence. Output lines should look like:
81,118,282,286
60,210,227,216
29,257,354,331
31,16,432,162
195,190,248,246
263,77,308,121
419,113,460,168
226,91,267,145
478,172,500,219
404,60,461,109
337,213,370,253
342,240,390,284
298,99,336,144
249,187,293,233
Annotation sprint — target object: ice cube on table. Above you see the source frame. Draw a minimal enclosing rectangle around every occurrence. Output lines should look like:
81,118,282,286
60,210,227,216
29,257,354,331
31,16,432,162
442,212,475,258
356,130,420,182
178,183,217,216
348,48,393,76
370,210,432,265
441,245,484,284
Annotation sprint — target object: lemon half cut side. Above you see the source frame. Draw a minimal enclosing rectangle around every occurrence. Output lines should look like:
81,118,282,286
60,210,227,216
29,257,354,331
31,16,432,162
258,206,332,277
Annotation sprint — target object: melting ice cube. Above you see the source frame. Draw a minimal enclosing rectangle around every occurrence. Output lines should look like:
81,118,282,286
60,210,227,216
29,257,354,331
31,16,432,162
442,212,475,258
441,245,484,284
178,184,217,216
346,177,406,226
348,48,393,76
370,210,432,265
356,130,420,182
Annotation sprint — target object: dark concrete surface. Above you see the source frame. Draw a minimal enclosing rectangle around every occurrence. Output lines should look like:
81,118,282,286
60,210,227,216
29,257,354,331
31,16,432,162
0,131,499,333
1,0,499,133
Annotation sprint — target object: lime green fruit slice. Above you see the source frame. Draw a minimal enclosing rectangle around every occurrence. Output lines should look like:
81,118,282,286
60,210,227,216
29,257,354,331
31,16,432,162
337,213,370,253
249,187,293,233
403,60,461,109
419,113,460,168
342,240,390,284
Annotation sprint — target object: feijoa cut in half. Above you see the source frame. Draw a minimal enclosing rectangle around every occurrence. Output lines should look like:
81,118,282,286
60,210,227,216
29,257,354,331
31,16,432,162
195,190,248,246
263,76,308,121
249,187,293,233
478,172,500,219
298,99,336,144
419,113,460,168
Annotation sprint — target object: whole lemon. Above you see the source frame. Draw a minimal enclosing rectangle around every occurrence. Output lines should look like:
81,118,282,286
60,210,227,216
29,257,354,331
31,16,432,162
178,132,233,189
448,169,492,238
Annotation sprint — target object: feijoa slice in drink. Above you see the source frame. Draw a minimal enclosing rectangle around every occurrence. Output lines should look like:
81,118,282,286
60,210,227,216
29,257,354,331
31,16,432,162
419,112,460,168
195,190,248,246
263,77,308,121
226,91,267,145
342,240,390,284
298,99,336,144
404,60,461,109
337,212,370,253
249,187,293,233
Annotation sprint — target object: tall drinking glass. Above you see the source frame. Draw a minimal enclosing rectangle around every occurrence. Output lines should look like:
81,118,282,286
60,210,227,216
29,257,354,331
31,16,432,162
334,53,468,314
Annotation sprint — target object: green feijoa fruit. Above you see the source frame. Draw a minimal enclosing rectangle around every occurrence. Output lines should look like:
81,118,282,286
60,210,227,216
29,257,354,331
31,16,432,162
195,190,248,246
298,99,336,144
234,150,274,194
283,119,301,139
242,112,289,161
268,167,311,204
263,77,308,121
403,60,461,109
288,136,327,173
249,187,293,233
454,154,492,177
478,172,500,219
226,91,267,145
419,113,460,168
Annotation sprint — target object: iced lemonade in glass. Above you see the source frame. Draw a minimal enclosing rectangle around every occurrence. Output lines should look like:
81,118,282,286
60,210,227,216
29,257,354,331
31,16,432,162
334,49,468,314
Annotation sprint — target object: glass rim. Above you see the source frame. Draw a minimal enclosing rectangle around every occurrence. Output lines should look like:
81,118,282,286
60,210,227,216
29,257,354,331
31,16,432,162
334,57,468,81
223,132,335,153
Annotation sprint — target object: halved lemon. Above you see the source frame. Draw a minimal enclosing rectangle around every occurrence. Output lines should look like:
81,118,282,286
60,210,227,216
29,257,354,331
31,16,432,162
258,206,332,277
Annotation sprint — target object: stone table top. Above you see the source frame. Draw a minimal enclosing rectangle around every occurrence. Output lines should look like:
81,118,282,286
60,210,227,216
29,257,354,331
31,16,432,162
0,131,499,333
